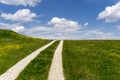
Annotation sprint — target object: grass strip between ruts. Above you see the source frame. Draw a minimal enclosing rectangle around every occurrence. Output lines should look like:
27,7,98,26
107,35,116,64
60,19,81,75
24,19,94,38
17,41,59,80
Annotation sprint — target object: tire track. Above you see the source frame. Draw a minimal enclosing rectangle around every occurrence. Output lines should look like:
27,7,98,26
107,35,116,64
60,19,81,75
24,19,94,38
48,40,65,80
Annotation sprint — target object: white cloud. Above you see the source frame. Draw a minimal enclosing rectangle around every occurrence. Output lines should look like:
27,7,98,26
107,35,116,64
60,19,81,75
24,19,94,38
1,9,37,22
22,26,56,39
83,22,89,26
23,26,116,40
0,22,25,33
84,29,114,39
25,26,53,34
0,22,19,29
21,17,116,40
0,0,41,6
97,1,120,22
0,17,117,40
48,17,80,32
11,26,24,33
0,22,12,29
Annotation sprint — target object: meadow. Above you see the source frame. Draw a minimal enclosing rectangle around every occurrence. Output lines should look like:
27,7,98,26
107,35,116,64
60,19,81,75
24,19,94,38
1,29,120,80
63,40,120,80
0,29,51,75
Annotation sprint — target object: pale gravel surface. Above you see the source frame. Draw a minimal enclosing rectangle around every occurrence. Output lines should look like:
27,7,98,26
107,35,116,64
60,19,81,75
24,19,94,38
48,40,65,80
0,40,56,80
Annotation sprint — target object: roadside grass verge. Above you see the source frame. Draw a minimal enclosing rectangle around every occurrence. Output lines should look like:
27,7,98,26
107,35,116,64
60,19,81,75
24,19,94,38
0,29,51,75
17,41,59,80
63,40,120,80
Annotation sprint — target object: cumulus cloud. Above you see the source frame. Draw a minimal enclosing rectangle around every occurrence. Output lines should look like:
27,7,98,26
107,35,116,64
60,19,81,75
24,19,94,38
1,9,37,22
0,0,41,6
11,26,24,33
48,17,80,32
0,18,117,40
23,26,115,40
97,2,120,22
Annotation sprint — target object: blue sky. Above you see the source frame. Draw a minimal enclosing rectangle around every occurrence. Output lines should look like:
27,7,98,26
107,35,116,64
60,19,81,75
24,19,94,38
0,0,120,39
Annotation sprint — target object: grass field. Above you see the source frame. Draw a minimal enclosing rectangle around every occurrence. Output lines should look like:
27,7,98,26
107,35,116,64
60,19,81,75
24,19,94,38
17,41,59,80
0,29,51,75
63,40,120,80
1,29,120,80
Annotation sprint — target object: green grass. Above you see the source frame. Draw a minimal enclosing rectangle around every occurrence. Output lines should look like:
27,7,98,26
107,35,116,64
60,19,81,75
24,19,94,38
1,29,120,80
0,29,51,75
63,40,120,80
17,41,59,80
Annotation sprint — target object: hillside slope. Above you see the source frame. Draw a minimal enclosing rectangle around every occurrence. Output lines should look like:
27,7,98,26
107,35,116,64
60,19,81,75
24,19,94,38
0,29,24,39
0,29,51,75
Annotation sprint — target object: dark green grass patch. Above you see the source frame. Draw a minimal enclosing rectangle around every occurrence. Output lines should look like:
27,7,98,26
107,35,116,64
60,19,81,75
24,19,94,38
17,41,59,80
0,29,51,75
63,40,120,80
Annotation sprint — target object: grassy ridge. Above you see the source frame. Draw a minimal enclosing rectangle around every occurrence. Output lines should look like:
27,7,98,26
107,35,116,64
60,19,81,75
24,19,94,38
63,40,120,80
0,29,51,75
17,41,59,80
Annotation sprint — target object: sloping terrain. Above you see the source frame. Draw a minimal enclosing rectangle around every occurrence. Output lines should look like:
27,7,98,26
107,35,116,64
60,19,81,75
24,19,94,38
0,29,51,75
1,29,120,80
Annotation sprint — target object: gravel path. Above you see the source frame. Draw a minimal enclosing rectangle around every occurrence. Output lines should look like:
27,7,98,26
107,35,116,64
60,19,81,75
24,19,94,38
0,40,56,80
48,40,65,80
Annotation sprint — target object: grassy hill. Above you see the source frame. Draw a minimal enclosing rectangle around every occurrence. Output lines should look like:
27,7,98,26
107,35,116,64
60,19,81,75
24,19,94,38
1,29,120,80
0,29,45,41
0,29,24,39
0,29,51,75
